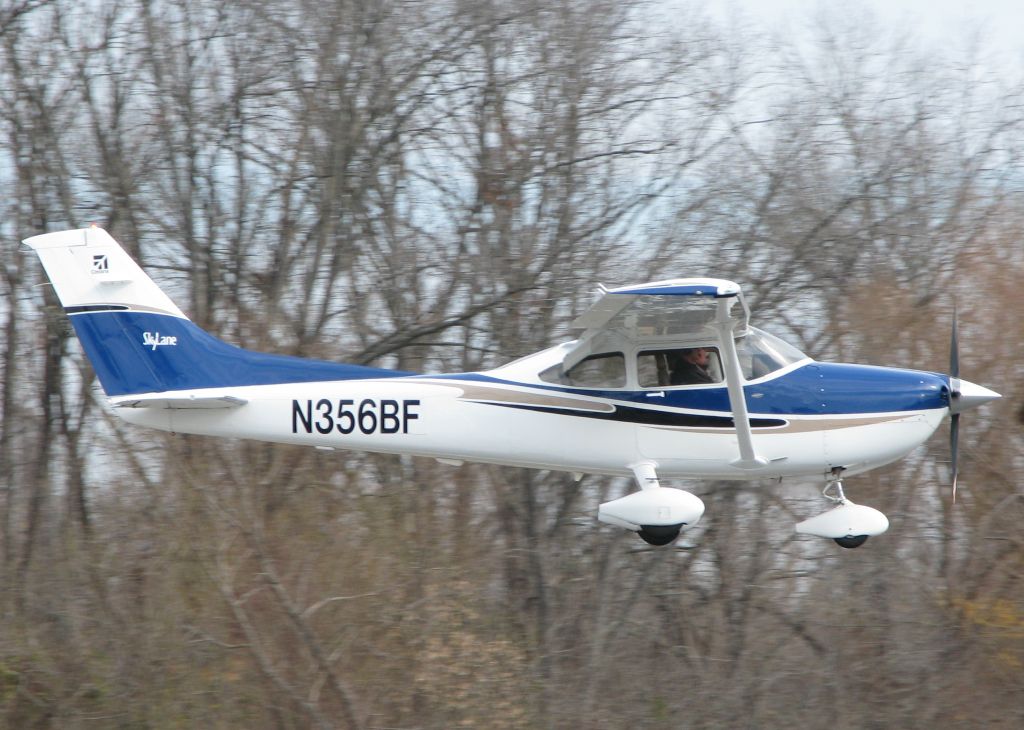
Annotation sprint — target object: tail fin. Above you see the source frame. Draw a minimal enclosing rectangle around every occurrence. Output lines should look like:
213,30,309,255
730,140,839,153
24,226,401,396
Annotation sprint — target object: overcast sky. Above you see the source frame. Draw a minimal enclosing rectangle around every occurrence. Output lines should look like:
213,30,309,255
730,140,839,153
704,0,1024,63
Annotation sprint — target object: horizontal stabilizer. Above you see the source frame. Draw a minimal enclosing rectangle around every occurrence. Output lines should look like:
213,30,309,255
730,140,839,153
112,395,248,410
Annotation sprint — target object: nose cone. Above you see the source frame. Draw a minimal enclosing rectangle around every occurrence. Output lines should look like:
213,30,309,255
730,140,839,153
950,378,1001,414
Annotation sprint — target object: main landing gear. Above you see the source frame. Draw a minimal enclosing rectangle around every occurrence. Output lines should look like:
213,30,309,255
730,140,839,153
598,462,705,546
795,469,890,549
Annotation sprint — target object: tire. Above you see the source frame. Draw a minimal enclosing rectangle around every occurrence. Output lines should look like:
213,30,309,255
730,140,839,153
834,535,869,549
637,524,682,546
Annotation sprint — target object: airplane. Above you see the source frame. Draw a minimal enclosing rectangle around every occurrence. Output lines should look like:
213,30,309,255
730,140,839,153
24,226,1001,548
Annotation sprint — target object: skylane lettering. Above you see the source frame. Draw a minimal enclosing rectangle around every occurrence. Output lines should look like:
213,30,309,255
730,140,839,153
292,398,420,436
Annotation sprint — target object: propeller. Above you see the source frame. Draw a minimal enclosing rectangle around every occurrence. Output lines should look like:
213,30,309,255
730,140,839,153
944,305,1001,503
949,305,960,502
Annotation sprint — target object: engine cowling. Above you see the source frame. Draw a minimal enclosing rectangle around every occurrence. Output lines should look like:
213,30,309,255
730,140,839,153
598,488,705,532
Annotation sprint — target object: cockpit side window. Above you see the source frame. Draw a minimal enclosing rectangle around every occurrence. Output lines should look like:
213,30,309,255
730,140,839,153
539,352,626,388
638,347,722,387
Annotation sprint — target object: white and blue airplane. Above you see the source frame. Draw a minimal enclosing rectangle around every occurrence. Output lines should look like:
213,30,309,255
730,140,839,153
25,226,1000,548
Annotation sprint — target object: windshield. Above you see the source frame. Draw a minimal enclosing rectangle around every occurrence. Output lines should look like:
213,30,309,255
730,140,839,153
736,328,807,380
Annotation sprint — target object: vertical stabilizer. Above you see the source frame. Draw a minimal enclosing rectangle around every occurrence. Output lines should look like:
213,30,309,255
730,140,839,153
24,226,403,397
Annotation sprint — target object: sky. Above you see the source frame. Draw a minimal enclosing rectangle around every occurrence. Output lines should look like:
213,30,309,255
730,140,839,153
705,0,1024,63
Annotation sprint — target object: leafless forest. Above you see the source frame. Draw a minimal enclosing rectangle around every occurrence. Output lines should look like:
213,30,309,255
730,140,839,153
1,1,1022,727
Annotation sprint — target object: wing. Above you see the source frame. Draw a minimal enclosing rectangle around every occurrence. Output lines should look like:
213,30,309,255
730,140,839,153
567,277,767,469
565,278,749,368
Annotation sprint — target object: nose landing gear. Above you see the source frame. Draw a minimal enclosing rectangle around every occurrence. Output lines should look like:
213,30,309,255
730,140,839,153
795,469,890,548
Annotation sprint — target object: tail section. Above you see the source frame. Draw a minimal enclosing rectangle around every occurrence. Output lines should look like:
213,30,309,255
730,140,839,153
25,226,403,396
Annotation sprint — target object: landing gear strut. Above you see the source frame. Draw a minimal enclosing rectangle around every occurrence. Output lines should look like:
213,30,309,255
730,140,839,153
823,471,870,549
822,470,847,504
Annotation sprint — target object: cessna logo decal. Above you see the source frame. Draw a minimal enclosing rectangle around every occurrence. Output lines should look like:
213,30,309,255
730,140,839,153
142,332,178,350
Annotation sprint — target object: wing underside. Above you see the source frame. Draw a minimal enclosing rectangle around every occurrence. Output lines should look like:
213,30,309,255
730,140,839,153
112,395,248,409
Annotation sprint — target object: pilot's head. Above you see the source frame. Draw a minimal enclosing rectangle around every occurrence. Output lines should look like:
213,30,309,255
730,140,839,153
680,347,710,366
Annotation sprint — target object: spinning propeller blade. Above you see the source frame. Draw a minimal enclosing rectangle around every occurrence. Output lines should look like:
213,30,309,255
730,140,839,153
950,412,960,502
950,305,960,502
943,306,999,500
950,304,960,381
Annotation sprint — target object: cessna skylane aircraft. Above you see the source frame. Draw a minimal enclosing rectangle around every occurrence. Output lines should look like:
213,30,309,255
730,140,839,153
25,226,1000,548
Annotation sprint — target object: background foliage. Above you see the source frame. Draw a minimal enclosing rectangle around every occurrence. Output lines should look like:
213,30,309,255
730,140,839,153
1,1,1022,727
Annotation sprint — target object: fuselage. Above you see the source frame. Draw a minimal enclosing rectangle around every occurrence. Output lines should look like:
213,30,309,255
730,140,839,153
115,355,951,482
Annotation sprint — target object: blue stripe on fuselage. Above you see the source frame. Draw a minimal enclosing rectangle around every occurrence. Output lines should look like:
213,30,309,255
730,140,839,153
70,311,408,396
425,363,950,416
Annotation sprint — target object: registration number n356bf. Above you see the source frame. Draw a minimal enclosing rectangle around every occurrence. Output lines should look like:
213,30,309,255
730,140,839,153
292,398,420,435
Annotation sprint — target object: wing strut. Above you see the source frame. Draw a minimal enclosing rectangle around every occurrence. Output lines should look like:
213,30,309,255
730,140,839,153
714,299,768,469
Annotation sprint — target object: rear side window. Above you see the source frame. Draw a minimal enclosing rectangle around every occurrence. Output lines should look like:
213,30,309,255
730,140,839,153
540,352,626,388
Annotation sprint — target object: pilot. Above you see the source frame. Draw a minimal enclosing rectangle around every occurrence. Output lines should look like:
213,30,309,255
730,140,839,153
670,347,714,385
